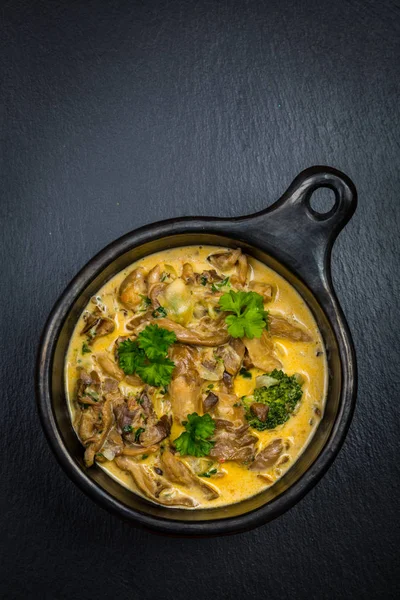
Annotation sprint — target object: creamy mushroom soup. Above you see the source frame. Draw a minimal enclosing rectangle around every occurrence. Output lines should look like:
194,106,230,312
65,246,327,509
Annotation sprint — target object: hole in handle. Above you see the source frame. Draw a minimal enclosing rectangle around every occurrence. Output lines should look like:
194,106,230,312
309,187,337,215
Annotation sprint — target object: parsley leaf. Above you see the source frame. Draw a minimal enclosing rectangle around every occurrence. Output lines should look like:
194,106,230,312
134,427,145,442
239,367,252,379
173,413,216,457
81,342,92,354
136,357,175,387
118,340,146,375
211,277,231,293
137,324,176,360
152,306,167,318
118,325,176,387
219,290,268,339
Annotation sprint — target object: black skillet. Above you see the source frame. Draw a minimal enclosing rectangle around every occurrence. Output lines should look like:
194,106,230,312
36,165,357,536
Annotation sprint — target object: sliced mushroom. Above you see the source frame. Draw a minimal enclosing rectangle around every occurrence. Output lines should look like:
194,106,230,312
76,369,101,405
121,444,159,457
126,311,151,331
139,414,172,447
237,253,249,285
80,311,115,341
249,439,283,471
269,315,312,342
147,264,162,286
153,317,230,346
181,263,195,284
84,398,114,466
243,330,282,371
96,353,124,381
208,248,242,271
119,267,147,309
169,345,203,422
216,338,245,376
249,281,273,302
210,420,258,462
203,391,219,412
115,457,198,507
148,282,166,308
160,449,219,500
195,269,222,284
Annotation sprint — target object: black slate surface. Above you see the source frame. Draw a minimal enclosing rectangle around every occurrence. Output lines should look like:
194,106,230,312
1,0,399,598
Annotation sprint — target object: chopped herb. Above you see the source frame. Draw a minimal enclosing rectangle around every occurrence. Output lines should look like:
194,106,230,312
152,306,167,318
160,272,168,282
123,425,133,434
117,325,176,387
207,383,214,390
141,454,149,460
139,295,152,310
211,277,231,292
81,342,91,354
137,323,176,360
134,427,145,442
198,468,218,478
219,290,268,339
233,402,242,407
200,275,208,286
239,367,252,379
173,413,216,458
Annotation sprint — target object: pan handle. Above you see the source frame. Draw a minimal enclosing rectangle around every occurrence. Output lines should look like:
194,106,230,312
238,166,357,292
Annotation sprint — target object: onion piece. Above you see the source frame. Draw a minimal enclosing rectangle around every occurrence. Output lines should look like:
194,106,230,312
255,375,279,389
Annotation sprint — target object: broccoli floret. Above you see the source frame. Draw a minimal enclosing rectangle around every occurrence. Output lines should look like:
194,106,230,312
244,369,303,431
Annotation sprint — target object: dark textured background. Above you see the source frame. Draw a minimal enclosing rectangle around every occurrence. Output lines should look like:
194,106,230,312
1,0,399,598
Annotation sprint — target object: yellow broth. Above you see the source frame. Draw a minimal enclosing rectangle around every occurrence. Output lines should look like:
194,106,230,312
65,246,327,508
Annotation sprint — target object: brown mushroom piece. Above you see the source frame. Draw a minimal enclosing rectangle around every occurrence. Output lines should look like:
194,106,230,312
216,338,245,376
147,264,162,286
76,369,101,405
207,248,242,271
160,449,219,500
269,314,312,342
139,414,172,447
115,456,198,507
203,391,219,412
210,420,258,462
250,402,269,422
243,330,282,371
126,311,151,331
221,371,234,393
83,398,114,466
80,311,115,341
195,269,222,284
181,263,195,284
237,252,249,285
119,267,147,309
148,282,166,308
249,281,274,302
121,444,159,457
209,392,246,425
169,345,203,422
249,439,283,471
197,348,225,381
96,352,124,381
153,317,230,347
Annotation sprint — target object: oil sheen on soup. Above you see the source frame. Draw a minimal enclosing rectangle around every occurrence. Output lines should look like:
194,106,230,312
65,246,327,509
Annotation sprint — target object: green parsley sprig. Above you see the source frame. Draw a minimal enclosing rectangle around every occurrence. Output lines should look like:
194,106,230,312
173,413,216,457
118,324,176,387
219,290,268,339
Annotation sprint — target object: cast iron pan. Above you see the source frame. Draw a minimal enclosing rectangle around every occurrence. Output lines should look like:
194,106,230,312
36,165,357,536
